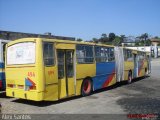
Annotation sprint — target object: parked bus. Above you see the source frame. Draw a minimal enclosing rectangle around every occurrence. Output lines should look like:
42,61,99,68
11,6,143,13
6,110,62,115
5,38,151,101
0,39,10,90
115,47,151,84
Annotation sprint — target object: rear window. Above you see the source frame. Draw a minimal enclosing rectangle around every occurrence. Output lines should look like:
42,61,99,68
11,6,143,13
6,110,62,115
7,42,36,65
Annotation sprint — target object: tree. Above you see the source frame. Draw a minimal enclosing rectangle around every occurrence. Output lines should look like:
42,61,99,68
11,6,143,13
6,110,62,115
112,36,121,46
92,38,99,43
76,38,83,42
101,33,107,38
109,33,116,42
135,41,140,46
140,33,149,46
145,39,151,46
99,33,108,43
120,35,125,43
154,36,159,39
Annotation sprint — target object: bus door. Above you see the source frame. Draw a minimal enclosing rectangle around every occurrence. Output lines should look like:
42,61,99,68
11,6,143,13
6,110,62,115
133,54,138,78
57,49,75,99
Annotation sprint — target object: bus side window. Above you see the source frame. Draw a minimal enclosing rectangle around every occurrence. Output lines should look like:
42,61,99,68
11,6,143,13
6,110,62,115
76,45,85,63
127,50,133,61
43,42,54,66
124,49,133,61
108,48,115,61
76,45,94,64
95,46,108,62
85,45,94,63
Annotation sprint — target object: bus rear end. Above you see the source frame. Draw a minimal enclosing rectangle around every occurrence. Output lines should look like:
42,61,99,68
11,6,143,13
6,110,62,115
0,80,2,90
0,63,4,90
0,71,5,90
5,38,44,101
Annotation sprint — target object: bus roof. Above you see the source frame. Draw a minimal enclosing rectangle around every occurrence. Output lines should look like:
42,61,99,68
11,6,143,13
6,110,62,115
7,38,150,54
7,37,115,48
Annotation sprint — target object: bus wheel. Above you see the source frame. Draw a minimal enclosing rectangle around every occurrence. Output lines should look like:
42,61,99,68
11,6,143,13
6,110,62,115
81,78,92,96
128,71,132,84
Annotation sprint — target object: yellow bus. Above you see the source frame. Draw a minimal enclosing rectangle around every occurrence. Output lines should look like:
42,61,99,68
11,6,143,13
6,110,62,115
115,47,150,84
5,38,151,101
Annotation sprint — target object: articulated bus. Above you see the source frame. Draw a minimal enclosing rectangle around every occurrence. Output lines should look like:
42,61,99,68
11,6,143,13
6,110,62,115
0,39,10,90
5,38,151,101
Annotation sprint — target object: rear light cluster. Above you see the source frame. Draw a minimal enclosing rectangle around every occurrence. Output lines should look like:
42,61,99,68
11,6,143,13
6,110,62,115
18,85,24,89
7,84,36,90
7,84,16,88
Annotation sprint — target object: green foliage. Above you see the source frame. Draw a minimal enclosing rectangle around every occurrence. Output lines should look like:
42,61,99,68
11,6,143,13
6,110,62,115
101,33,107,38
109,33,116,42
112,36,121,46
145,39,151,46
104,42,112,45
135,41,140,46
154,36,159,39
140,33,148,41
92,33,118,45
99,33,109,43
92,38,99,43
77,38,83,41
91,32,158,46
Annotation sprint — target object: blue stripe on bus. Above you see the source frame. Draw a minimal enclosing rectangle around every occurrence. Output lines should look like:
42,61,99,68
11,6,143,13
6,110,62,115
0,72,5,80
0,79,2,89
93,62,115,90
0,72,6,89
133,68,137,78
2,79,6,89
0,62,5,68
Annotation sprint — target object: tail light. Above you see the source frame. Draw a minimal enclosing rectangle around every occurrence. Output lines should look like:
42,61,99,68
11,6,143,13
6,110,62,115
7,84,16,88
29,86,36,90
18,85,24,89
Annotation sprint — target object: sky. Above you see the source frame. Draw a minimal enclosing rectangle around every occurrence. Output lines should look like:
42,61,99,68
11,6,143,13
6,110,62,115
0,0,160,40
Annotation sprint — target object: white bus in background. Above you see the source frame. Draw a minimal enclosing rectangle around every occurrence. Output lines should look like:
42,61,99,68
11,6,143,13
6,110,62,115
126,46,151,53
126,46,160,58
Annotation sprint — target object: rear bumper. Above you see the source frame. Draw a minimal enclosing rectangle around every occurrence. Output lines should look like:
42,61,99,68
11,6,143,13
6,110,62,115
6,88,44,101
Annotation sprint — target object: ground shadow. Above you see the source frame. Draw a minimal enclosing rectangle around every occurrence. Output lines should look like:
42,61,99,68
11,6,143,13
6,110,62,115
0,91,12,99
93,76,150,95
11,76,150,107
117,76,160,115
11,95,82,107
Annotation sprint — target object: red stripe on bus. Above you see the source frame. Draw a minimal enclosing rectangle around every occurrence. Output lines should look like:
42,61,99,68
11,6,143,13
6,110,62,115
27,77,36,86
102,70,115,87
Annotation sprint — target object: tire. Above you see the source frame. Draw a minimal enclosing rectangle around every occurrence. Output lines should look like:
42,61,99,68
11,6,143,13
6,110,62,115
81,78,92,96
128,71,132,84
